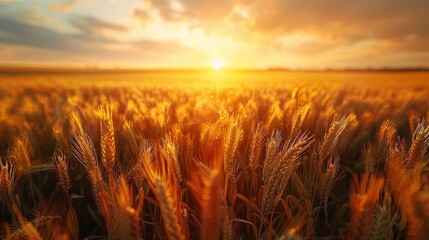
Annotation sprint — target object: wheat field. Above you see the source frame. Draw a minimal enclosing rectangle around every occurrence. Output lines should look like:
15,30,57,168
0,70,429,239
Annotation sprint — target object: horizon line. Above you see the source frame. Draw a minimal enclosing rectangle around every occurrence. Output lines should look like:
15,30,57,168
1,64,429,74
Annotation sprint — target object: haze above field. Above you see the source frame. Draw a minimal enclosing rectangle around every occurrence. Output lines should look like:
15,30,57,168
1,0,428,69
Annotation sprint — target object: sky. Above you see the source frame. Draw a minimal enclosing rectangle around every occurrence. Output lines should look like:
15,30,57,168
0,0,428,69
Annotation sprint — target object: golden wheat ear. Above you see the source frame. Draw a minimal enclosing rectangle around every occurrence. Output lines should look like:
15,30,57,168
262,132,314,217
9,215,62,240
364,119,397,174
98,103,116,177
71,133,98,171
262,130,283,183
52,149,71,195
407,120,429,168
71,133,104,213
154,178,185,240
347,173,384,240
287,103,311,140
103,176,143,240
222,206,235,240
318,114,358,166
69,110,85,137
122,120,140,155
249,121,265,172
188,165,221,240
0,160,18,217
8,136,32,177
226,166,239,206
161,136,182,185
0,159,28,226
139,139,185,240
375,120,396,162
320,155,343,225
370,195,398,240
222,117,243,175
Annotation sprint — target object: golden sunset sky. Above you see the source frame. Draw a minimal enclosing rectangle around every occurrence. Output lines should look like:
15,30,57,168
0,0,428,69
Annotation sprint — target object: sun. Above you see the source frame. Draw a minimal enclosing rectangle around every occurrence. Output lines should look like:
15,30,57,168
211,59,222,70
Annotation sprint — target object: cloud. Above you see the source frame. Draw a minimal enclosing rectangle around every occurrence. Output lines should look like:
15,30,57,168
159,0,234,23
0,13,132,53
133,9,151,22
132,39,205,57
70,15,128,36
250,0,429,53
143,0,429,58
0,16,206,65
129,39,207,65
142,0,235,28
0,16,87,52
50,0,79,13
0,6,52,25
132,8,154,28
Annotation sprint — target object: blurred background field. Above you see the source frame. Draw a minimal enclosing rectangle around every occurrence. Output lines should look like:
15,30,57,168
1,69,428,88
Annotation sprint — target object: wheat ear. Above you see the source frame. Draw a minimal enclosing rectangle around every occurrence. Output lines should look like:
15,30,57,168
154,178,185,240
347,173,384,240
407,120,429,168
8,136,31,176
249,122,265,172
262,132,313,216
52,149,71,195
99,104,116,176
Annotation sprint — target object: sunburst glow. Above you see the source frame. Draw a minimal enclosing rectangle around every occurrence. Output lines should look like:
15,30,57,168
212,59,222,70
